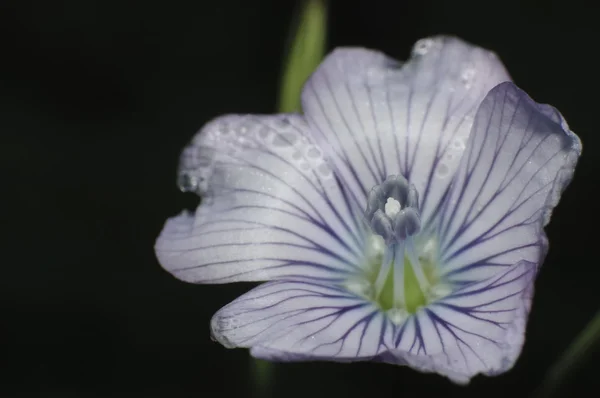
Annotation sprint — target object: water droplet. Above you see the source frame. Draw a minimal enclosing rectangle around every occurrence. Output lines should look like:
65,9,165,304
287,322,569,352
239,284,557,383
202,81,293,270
436,163,450,178
306,147,321,159
460,67,476,88
299,162,310,171
274,116,291,128
196,154,212,167
218,120,230,131
317,163,331,177
292,151,302,160
412,38,434,56
177,171,199,193
452,137,465,150
258,127,270,139
272,131,297,147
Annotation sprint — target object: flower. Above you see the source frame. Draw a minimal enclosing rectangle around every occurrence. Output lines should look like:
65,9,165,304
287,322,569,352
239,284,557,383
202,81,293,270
155,36,581,384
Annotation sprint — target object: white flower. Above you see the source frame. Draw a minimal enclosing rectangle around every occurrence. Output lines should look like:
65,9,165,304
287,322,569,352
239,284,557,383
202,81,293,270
155,36,581,384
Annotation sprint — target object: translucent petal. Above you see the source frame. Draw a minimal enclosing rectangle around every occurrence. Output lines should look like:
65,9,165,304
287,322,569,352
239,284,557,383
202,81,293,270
437,82,582,282
211,263,535,383
301,36,511,228
382,261,535,384
155,114,366,283
211,280,391,359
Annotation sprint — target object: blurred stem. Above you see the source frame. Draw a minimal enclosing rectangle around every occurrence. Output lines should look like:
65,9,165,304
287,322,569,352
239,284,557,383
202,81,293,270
251,358,274,397
251,1,327,395
277,0,328,113
533,309,600,397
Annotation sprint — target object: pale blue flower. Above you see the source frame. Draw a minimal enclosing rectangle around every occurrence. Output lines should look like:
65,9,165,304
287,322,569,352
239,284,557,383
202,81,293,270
155,36,581,384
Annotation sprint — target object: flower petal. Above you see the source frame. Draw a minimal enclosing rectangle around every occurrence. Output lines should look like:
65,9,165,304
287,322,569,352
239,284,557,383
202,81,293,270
155,114,366,283
438,82,581,281
382,261,535,384
211,263,535,383
301,36,511,228
211,280,390,360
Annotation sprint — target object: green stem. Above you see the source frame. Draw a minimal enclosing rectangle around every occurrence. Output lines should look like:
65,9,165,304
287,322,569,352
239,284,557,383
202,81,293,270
250,358,274,397
277,0,328,113
532,309,600,397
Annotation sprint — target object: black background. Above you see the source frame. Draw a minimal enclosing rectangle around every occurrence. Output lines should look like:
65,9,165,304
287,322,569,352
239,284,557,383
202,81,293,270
1,0,598,397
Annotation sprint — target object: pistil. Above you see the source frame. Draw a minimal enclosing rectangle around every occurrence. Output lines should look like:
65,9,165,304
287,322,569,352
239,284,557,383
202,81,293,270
364,175,432,313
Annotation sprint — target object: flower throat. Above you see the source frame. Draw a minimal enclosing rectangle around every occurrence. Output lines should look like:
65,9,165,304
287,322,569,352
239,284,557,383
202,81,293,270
360,175,445,321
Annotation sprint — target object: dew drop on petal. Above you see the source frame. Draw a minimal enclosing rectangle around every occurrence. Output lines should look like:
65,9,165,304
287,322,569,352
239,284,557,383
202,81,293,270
177,172,198,193
213,121,228,136
274,116,291,128
452,137,466,150
178,170,211,194
412,38,434,56
435,163,450,178
460,67,476,89
306,147,321,159
258,127,270,140
317,162,332,177
272,131,297,147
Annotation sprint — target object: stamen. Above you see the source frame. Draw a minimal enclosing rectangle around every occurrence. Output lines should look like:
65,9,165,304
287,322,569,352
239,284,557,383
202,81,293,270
374,246,394,298
393,241,405,307
405,237,430,291
363,231,446,314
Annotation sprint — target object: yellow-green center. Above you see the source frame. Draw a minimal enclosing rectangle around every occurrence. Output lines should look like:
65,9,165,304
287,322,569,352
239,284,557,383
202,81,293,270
365,248,440,313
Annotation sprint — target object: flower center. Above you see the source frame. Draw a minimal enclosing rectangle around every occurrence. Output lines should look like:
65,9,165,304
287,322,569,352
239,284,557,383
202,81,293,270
349,175,450,323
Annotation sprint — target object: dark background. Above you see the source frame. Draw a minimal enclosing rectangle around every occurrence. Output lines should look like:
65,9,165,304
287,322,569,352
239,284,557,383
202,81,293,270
1,0,598,397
